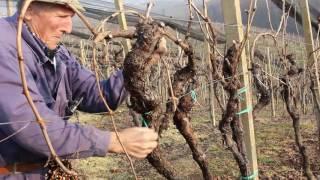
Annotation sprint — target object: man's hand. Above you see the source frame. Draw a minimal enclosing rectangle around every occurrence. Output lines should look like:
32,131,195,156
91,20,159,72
108,127,158,159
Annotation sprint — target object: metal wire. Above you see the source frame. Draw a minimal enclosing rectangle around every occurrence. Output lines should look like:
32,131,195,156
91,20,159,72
0,122,31,143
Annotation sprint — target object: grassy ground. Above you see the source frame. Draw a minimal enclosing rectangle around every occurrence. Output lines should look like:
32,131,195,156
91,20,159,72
70,105,320,179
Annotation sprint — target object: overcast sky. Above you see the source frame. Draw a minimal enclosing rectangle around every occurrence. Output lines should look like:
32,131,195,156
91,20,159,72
1,0,319,16
1,0,319,34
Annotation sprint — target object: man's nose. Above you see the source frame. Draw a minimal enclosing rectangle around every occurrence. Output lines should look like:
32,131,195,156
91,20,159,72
62,17,73,34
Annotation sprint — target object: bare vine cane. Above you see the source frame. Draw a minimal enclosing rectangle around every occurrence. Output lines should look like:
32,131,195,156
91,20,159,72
161,58,178,112
71,4,142,39
145,1,154,20
237,0,257,59
189,0,225,85
190,2,216,47
185,0,194,41
16,0,77,176
309,46,320,61
265,0,275,32
91,39,138,179
95,10,145,33
92,10,145,44
250,33,279,118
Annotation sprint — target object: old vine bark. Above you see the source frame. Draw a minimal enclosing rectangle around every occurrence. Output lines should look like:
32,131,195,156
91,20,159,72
216,42,251,176
251,62,271,119
123,20,178,179
280,54,316,180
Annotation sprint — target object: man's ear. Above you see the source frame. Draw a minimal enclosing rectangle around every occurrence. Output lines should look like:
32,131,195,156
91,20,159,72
24,7,34,21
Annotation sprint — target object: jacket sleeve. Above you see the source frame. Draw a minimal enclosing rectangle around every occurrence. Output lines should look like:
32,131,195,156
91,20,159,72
0,43,110,159
59,47,128,113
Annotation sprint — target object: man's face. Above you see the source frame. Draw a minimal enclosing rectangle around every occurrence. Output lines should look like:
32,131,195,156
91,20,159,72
25,3,75,50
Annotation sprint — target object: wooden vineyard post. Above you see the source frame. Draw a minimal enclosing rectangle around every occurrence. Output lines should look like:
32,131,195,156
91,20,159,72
204,0,216,127
274,54,279,108
114,0,131,53
221,0,259,178
298,0,320,151
267,48,276,117
79,40,86,66
302,42,307,114
6,0,12,16
221,85,226,107
102,26,111,77
247,42,253,86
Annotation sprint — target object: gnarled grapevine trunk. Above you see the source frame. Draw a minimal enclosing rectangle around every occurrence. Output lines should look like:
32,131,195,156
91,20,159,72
310,79,320,153
169,51,213,180
123,17,212,179
251,63,271,118
123,20,178,180
218,42,250,176
280,54,315,180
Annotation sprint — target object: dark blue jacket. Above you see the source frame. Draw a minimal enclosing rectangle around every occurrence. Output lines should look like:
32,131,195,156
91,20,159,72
0,13,128,171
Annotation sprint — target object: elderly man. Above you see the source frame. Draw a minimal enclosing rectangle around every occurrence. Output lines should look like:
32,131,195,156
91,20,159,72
0,0,158,179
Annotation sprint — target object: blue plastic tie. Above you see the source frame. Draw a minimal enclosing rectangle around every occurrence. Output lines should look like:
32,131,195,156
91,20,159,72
190,90,197,102
140,112,151,127
141,117,149,127
144,111,152,115
240,171,258,180
236,87,248,101
236,106,253,115
237,87,248,96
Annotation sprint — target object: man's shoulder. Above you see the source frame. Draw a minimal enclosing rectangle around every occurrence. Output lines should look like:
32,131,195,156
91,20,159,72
0,15,16,31
56,45,80,66
0,17,17,46
0,16,11,25
57,45,73,59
